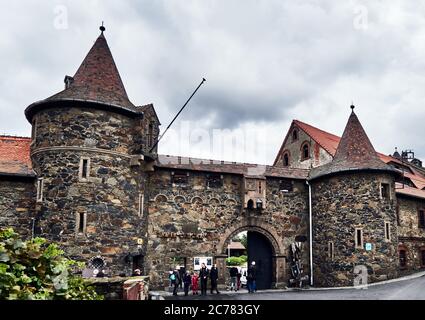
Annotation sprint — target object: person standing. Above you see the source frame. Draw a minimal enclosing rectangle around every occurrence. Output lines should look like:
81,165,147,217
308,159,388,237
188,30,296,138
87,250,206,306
192,271,199,295
229,266,238,291
172,269,180,296
183,271,192,296
199,263,209,296
236,267,242,291
247,261,257,293
210,264,220,294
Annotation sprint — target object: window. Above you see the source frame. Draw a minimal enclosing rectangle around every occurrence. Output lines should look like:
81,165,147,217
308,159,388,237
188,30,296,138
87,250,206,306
420,249,425,267
418,210,425,229
380,183,390,199
138,193,144,217
258,181,262,194
31,118,37,142
172,171,188,186
399,249,407,268
328,242,334,260
36,178,44,203
292,129,298,142
207,174,223,188
79,158,90,181
247,199,254,210
279,180,293,192
283,152,290,167
396,203,400,226
384,222,391,241
148,122,154,147
355,228,363,249
301,142,310,160
77,212,86,234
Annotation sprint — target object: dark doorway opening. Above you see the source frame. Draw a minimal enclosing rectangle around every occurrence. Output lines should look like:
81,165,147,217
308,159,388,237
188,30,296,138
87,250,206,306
132,255,144,274
247,231,273,290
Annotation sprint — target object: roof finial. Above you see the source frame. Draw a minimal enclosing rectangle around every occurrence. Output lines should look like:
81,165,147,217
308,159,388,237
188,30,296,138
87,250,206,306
350,103,355,111
100,21,106,33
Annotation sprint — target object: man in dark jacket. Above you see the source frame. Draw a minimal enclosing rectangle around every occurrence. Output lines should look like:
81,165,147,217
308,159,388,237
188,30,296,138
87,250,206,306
229,266,238,291
183,271,192,296
172,269,180,296
247,261,257,293
199,263,209,295
210,264,220,294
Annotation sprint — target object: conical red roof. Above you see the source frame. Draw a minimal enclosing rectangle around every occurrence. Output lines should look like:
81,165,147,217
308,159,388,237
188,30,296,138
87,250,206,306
26,30,137,116
309,108,395,180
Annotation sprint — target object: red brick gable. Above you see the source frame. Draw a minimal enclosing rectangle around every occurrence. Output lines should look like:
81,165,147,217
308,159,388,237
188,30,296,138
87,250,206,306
0,136,34,177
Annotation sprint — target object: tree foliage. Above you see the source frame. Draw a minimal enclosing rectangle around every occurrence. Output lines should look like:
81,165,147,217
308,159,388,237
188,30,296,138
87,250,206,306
0,228,102,300
226,255,247,266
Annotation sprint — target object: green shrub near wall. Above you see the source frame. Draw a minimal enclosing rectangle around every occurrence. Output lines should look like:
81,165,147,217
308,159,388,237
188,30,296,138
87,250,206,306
0,228,102,300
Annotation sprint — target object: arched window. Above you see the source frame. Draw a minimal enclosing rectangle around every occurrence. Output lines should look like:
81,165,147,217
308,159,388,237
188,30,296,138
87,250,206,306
247,199,254,210
283,152,290,167
301,142,310,160
292,129,298,142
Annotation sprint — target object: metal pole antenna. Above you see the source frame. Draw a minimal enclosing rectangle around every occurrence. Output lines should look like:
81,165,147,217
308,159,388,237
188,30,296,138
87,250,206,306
149,78,206,154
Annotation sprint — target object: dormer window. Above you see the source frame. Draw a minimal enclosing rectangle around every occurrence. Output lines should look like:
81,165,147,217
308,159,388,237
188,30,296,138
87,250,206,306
64,75,74,89
301,142,310,161
292,129,299,142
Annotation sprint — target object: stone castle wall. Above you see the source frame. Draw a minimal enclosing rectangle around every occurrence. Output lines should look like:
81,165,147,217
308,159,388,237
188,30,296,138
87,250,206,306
30,106,151,276
0,177,35,238
397,196,425,272
311,172,399,287
145,168,310,289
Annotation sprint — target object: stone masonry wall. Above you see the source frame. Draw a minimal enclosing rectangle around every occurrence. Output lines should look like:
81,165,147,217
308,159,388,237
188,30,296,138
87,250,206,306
397,196,425,272
145,168,309,289
31,106,149,276
0,177,35,238
311,172,399,287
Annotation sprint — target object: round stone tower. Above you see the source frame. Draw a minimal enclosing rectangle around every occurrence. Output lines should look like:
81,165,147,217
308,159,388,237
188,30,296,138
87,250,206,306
309,107,399,287
24,27,159,275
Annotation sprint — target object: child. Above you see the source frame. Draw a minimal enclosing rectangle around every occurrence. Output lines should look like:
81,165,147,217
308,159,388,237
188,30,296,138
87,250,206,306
191,271,199,295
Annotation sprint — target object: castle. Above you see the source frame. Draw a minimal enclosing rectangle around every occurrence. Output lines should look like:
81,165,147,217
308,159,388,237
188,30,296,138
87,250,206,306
1,27,424,289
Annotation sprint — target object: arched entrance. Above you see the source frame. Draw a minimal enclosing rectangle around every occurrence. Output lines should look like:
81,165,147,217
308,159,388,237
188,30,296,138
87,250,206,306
247,231,273,289
216,220,287,289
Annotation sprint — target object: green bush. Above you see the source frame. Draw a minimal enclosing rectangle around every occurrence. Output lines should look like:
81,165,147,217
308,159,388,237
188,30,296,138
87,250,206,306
0,228,102,300
226,255,248,266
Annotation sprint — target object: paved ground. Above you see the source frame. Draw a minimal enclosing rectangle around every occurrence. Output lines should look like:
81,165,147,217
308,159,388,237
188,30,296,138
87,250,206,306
162,274,425,300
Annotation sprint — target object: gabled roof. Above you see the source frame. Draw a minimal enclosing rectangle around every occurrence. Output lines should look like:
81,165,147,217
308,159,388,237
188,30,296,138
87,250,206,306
138,104,161,125
26,29,139,121
309,109,395,180
0,136,34,177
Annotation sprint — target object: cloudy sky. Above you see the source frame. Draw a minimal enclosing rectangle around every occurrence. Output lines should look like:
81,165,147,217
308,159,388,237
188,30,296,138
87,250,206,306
0,0,424,165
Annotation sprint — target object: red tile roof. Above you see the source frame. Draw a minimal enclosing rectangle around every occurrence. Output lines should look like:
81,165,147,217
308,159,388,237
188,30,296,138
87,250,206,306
309,111,394,180
293,119,404,165
227,242,246,250
0,136,34,177
26,31,138,122
47,32,135,109
396,183,425,200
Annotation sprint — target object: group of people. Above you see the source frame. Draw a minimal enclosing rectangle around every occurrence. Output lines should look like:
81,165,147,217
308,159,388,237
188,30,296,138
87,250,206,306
168,261,258,296
169,263,220,296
